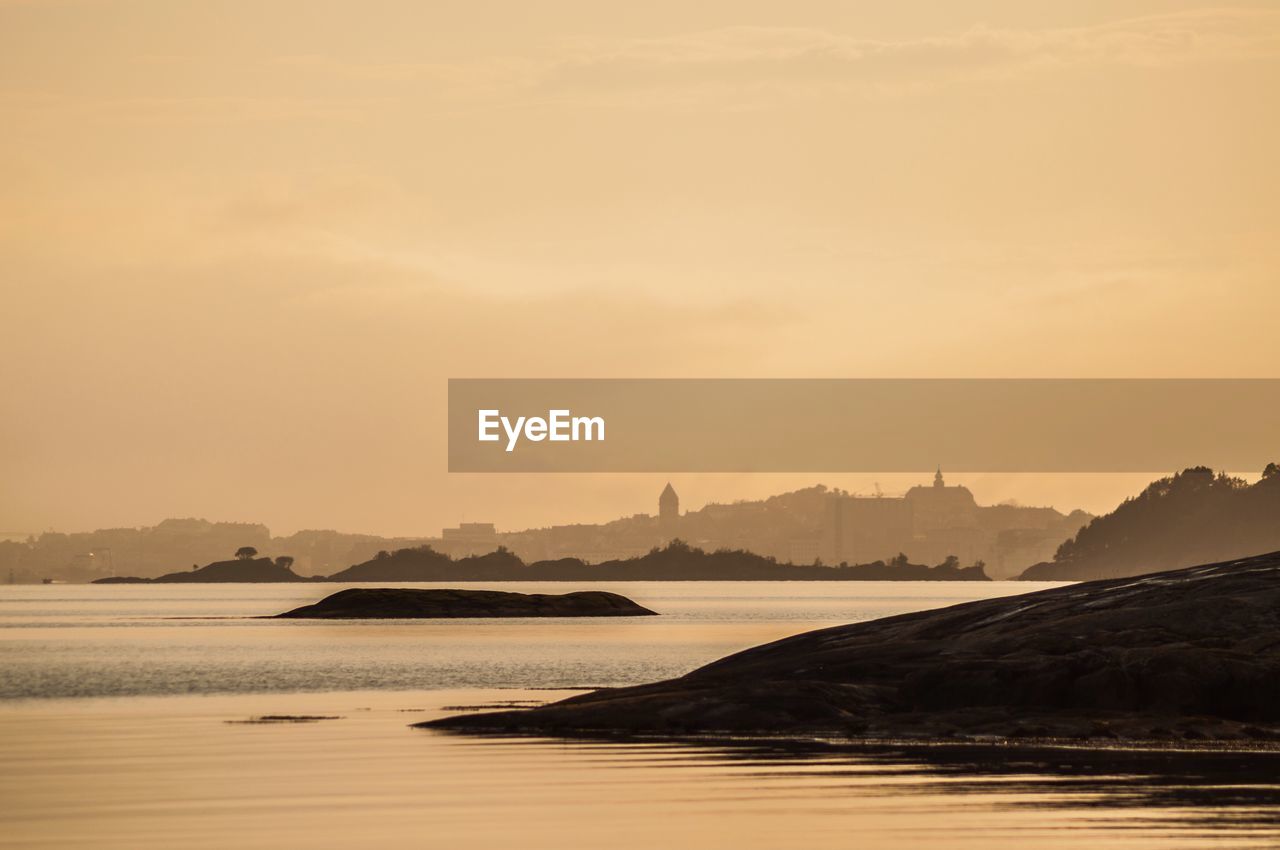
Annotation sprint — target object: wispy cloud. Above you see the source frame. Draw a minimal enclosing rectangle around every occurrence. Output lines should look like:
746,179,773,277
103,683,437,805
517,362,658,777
8,9,1276,121
270,8,1274,108
522,9,1280,103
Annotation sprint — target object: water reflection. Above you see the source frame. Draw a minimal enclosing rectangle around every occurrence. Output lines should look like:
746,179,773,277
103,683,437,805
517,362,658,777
5,687,1279,850
441,732,1280,836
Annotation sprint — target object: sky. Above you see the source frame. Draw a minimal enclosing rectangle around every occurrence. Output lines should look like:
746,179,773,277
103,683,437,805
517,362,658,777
1,1,1278,536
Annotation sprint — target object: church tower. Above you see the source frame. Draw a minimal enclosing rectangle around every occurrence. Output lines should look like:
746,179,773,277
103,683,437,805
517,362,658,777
934,467,945,488
659,483,679,537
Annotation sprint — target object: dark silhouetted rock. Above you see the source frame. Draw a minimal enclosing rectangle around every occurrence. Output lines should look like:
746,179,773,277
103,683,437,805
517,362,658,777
275,588,658,619
422,551,1280,742
93,557,312,584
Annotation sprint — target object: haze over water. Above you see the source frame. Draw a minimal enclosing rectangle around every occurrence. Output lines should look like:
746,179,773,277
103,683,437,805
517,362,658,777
3,582,1279,849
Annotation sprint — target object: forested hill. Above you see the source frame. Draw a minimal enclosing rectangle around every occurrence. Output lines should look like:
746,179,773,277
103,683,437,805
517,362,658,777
1020,465,1280,580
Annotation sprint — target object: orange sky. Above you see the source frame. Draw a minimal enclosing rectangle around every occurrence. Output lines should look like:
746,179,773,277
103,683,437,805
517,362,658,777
2,1,1278,535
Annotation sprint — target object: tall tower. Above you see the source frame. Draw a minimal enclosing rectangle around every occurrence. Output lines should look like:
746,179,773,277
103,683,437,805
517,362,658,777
934,467,945,488
659,482,679,537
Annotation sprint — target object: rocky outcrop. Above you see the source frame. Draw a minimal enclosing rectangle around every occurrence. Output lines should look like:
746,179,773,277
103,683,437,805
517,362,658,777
275,588,658,619
422,551,1280,742
93,557,313,583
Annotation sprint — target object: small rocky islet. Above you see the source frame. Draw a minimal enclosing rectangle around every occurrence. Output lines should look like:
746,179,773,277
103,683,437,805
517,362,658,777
421,551,1280,743
275,587,658,619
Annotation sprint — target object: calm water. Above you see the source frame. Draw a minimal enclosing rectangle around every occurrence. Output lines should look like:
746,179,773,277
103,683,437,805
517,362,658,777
2,581,1279,849
0,581,1055,699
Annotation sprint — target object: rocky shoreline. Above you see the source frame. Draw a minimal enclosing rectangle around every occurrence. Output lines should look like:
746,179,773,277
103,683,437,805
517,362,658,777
420,551,1280,743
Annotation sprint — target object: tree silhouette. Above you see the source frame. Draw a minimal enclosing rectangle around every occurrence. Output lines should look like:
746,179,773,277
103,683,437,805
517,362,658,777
234,546,258,560
274,556,294,569
1042,466,1280,578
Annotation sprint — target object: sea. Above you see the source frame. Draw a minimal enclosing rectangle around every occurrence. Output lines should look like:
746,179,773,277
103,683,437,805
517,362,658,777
2,581,1278,849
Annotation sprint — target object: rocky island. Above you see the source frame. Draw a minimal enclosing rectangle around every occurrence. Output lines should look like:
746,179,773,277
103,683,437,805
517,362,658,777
421,551,1280,743
276,588,658,618
96,554,314,584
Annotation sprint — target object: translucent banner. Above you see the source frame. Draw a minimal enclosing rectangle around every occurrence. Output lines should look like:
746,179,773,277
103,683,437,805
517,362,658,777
448,379,1280,472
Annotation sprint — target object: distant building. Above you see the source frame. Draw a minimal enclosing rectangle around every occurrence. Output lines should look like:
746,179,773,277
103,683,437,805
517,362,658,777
823,495,915,565
438,522,499,558
817,470,1086,574
903,469,979,534
659,483,679,539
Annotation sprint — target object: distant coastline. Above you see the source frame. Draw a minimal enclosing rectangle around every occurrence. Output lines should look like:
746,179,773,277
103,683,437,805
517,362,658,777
95,540,992,583
7,474,1089,584
36,464,1280,585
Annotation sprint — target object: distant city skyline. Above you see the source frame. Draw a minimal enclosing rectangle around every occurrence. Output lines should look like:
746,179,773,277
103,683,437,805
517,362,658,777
9,469,1267,539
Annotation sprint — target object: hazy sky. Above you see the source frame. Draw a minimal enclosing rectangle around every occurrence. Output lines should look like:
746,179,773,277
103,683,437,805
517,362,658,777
2,1,1278,536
